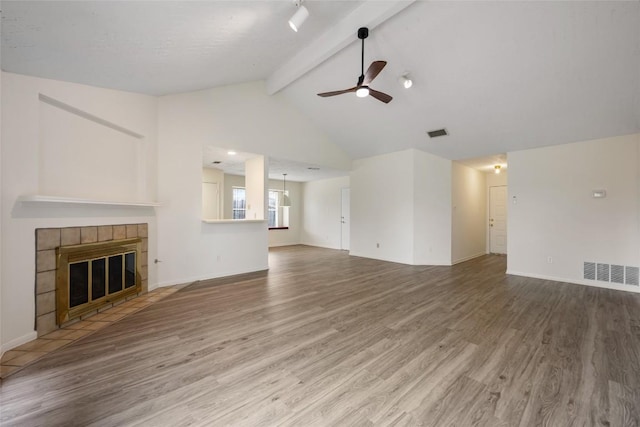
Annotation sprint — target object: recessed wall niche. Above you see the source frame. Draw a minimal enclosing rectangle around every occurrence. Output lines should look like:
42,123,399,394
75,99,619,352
38,94,145,201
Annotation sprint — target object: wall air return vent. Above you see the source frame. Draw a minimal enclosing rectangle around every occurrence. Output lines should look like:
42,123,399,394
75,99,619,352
584,261,639,287
583,262,596,280
597,263,610,282
625,266,639,286
611,265,625,284
427,128,448,138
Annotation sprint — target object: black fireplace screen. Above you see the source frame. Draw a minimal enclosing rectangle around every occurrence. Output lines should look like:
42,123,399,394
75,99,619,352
68,252,136,309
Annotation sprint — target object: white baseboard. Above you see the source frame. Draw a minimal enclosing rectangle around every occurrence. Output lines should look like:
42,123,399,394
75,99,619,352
506,270,640,294
154,264,270,289
452,252,486,265
1,331,38,358
299,242,342,250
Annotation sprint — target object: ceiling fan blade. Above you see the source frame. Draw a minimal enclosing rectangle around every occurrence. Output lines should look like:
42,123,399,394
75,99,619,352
362,61,387,85
317,87,357,97
369,88,393,104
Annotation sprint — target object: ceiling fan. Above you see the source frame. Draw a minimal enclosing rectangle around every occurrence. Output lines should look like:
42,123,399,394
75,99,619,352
317,27,392,104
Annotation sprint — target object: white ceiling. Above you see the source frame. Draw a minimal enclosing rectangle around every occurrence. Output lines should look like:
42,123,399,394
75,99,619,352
2,1,639,173
0,1,363,95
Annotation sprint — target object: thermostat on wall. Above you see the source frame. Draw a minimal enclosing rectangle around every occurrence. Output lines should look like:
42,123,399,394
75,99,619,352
592,190,606,198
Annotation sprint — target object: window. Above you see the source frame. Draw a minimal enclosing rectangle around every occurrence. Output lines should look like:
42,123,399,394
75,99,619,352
268,190,278,228
232,187,246,219
268,189,289,229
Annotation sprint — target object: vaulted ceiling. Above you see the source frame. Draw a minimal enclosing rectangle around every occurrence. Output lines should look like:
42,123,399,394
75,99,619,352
2,1,639,166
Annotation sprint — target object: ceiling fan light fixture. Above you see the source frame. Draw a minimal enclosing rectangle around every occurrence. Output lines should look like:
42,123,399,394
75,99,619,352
288,2,309,32
356,86,370,98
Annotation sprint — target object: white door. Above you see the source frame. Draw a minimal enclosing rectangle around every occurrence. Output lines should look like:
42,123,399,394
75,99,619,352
202,182,220,219
341,188,350,250
489,186,507,254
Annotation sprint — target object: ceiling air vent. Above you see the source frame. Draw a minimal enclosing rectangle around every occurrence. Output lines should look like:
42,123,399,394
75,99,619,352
212,161,221,164
427,128,448,138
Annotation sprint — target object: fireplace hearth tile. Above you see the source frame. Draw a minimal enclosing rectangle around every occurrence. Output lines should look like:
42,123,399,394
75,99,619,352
36,250,56,273
0,350,26,364
41,329,77,340
62,329,93,340
37,270,56,294
61,227,81,246
82,321,111,331
36,228,61,250
80,226,98,244
3,351,48,367
0,365,20,378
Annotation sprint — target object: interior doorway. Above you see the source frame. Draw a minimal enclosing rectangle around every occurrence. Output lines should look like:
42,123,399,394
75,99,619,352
489,186,507,254
341,188,350,251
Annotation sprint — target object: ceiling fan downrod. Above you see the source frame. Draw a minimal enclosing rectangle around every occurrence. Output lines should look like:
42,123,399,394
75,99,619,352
357,27,368,86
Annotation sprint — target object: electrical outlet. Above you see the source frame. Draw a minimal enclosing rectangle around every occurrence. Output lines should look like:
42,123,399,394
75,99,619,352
376,243,380,248
547,256,553,264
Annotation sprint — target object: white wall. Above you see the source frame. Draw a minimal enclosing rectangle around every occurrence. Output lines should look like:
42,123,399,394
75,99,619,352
156,81,350,288
1,72,159,351
451,162,486,264
268,178,302,247
413,150,453,265
351,149,452,265
245,156,267,221
486,169,508,188
351,150,415,264
0,60,4,356
507,133,640,292
301,176,350,250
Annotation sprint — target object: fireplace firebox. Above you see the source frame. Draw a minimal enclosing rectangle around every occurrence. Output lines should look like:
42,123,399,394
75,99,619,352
56,238,142,324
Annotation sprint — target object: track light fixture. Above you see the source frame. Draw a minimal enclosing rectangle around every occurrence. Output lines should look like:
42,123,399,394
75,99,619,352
399,74,413,89
288,0,309,32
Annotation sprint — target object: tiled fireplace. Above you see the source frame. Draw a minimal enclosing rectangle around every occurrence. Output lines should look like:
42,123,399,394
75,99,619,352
35,224,149,336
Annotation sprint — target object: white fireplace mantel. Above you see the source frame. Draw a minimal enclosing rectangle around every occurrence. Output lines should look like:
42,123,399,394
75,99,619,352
17,195,162,208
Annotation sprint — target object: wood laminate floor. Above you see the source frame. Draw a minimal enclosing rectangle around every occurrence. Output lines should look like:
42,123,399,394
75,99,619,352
1,246,639,426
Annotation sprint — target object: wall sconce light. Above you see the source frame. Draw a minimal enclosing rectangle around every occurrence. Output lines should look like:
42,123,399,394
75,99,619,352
494,165,501,174
288,1,309,32
399,74,413,89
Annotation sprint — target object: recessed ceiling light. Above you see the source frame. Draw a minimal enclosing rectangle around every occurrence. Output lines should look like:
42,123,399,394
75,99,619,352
227,151,237,155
